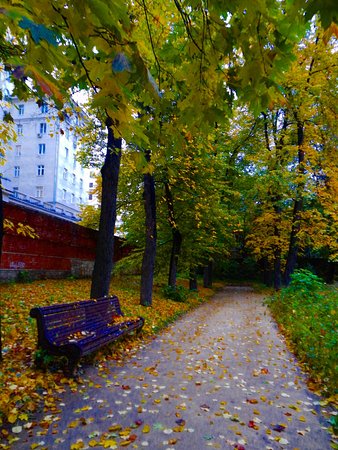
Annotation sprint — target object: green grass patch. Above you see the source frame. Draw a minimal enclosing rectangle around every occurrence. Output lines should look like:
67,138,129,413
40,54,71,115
265,269,337,397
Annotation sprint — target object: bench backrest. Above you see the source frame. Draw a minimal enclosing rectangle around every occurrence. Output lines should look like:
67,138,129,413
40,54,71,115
30,296,122,346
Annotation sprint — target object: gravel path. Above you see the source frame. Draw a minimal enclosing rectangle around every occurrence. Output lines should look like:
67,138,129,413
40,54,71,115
14,287,334,449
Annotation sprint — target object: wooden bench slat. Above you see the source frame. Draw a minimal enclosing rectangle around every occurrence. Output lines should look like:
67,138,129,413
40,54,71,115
30,296,144,375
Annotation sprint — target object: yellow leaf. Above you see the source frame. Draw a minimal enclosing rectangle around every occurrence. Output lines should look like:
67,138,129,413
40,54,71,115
70,442,85,450
68,420,79,428
102,439,117,448
88,440,99,447
8,413,18,424
109,425,122,432
142,424,151,433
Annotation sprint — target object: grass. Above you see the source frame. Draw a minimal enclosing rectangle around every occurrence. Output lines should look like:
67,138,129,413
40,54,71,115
265,270,337,399
0,275,220,430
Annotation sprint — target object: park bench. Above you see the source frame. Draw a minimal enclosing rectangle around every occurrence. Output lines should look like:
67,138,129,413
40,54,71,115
30,295,144,375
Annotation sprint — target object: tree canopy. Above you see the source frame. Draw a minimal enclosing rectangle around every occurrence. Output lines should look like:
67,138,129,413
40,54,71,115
0,1,337,297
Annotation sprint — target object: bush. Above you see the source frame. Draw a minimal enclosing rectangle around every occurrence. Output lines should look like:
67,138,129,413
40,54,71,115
266,269,337,396
162,284,188,302
16,270,33,283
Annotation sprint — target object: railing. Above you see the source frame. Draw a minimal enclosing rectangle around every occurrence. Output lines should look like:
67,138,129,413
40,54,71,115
5,189,80,222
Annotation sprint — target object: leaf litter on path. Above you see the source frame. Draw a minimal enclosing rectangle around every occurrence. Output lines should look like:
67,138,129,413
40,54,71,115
1,286,336,449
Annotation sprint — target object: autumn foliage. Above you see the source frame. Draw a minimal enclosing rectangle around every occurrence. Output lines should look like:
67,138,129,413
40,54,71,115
0,276,217,431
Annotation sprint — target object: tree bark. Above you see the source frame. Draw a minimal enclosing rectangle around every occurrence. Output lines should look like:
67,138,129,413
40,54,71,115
164,182,182,287
0,179,3,361
263,111,286,289
168,228,182,287
203,260,213,288
0,177,3,263
284,117,305,286
284,198,303,285
189,267,198,291
273,242,282,290
90,118,121,299
140,151,157,306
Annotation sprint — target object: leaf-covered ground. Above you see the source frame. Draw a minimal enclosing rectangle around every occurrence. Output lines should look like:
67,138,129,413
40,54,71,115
266,272,338,399
0,276,218,443
1,286,336,449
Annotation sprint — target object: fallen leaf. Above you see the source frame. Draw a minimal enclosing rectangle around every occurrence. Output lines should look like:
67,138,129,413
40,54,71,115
273,424,286,432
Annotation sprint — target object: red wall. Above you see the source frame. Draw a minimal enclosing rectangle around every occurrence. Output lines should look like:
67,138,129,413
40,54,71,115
1,203,128,277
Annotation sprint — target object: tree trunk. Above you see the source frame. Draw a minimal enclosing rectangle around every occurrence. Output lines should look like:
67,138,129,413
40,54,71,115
203,260,213,288
272,210,282,290
284,198,302,285
168,228,182,287
90,118,122,299
189,267,198,291
140,151,157,306
164,182,182,288
0,179,3,361
284,117,305,286
273,245,282,290
0,177,3,264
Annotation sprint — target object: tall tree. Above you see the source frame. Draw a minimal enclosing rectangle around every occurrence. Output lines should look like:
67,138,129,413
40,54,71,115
237,28,338,287
140,149,157,306
1,0,336,298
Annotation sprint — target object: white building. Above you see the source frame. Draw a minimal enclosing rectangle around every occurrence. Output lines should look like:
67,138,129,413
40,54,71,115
1,95,92,220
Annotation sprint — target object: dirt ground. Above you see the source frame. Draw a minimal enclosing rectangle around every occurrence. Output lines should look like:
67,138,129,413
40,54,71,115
10,286,335,449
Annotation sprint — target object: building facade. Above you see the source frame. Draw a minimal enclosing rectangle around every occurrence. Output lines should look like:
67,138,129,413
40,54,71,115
1,78,92,219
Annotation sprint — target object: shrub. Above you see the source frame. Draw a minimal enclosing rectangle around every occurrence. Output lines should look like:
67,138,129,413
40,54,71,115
162,284,188,302
16,270,33,283
266,269,337,396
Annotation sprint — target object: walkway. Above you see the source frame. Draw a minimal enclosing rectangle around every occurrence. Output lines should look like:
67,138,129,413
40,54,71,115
14,287,333,449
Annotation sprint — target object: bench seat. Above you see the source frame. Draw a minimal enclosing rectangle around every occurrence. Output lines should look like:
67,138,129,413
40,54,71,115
30,296,144,374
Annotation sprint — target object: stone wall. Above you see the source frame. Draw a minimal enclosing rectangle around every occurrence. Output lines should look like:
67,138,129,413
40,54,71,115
1,203,128,281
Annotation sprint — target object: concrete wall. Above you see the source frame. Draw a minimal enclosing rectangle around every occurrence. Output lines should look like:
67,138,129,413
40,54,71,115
1,203,128,281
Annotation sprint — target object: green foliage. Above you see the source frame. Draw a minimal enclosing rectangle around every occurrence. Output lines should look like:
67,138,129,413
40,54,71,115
162,284,188,303
266,269,337,396
112,251,143,276
16,270,33,283
284,269,325,296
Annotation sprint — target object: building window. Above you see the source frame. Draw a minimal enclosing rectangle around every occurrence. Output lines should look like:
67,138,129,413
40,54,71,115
18,104,24,115
65,147,69,159
14,166,20,177
80,178,83,190
71,193,75,203
63,168,68,180
41,102,48,113
79,196,83,203
15,145,21,156
37,164,45,176
17,124,23,135
89,182,94,188
13,187,19,197
62,189,67,200
36,186,44,198
65,128,70,139
72,173,76,185
40,123,47,134
38,143,46,155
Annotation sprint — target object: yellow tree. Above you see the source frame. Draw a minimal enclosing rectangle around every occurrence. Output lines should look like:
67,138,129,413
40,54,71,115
243,27,338,287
